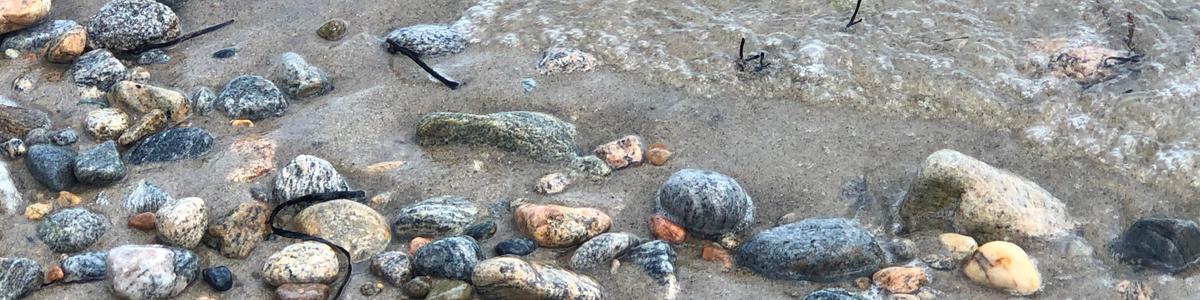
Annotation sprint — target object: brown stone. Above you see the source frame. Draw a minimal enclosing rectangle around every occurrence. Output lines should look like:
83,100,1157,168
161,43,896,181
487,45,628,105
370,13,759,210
0,105,50,140
127,212,157,231
872,266,928,294
855,277,871,290
204,201,271,258
365,160,405,174
117,109,166,146
225,136,276,182
56,191,82,207
0,0,51,34
46,265,63,283
23,202,50,220
276,283,330,300
701,245,733,270
646,143,672,166
649,214,686,244
513,203,612,248
409,237,431,252
533,173,570,195
46,24,86,63
593,135,643,169
106,81,190,124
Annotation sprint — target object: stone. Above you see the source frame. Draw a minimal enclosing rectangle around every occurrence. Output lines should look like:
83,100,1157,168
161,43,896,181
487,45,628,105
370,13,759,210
70,49,128,90
0,19,86,63
276,52,332,98
701,245,734,270
416,111,579,163
412,236,483,282
392,195,478,238
127,127,214,165
106,80,191,124
226,135,276,183
465,221,497,241
736,218,886,282
628,240,677,286
74,141,127,185
127,66,150,82
359,281,384,296
939,233,978,260
56,191,83,207
137,49,170,65
86,0,181,51
212,47,236,59
656,169,754,237
38,208,110,253
45,265,64,283
403,276,432,298
190,86,216,116
49,128,78,146
317,19,347,41
534,172,570,195
569,232,643,271
0,104,50,140
271,155,350,203
888,238,918,261
128,212,156,231
12,75,31,93
294,199,391,262
514,203,612,248
204,201,270,258
873,266,927,294
61,251,107,283
1111,217,1200,273
23,202,50,220
804,289,867,300
202,266,233,292
647,143,671,166
650,214,686,244
495,238,537,256
922,254,957,271
409,237,431,252
155,197,208,248
276,283,329,300
0,0,50,33
571,155,612,177
117,109,166,146
428,279,472,300
962,241,1041,295
0,257,43,300
899,149,1074,239
593,135,643,169
2,138,24,159
384,24,465,57
370,251,411,287
521,78,536,93
262,241,339,286
473,257,603,300
0,162,21,214
85,108,130,140
216,75,288,120
124,180,173,213
537,48,598,74
106,245,200,300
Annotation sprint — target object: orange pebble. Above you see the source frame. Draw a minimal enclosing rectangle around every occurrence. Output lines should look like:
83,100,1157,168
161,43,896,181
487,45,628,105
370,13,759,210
127,212,157,231
46,265,64,283
409,237,432,252
230,119,255,127
649,215,686,244
701,245,734,270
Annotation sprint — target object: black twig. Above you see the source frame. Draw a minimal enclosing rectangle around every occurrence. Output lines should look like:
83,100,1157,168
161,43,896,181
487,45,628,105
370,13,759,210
735,38,771,73
386,41,460,90
268,190,367,300
846,0,864,29
128,19,235,54
942,36,969,42
739,38,746,61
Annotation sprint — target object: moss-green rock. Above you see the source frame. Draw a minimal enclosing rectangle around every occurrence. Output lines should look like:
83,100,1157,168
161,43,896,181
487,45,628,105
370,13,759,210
416,112,578,163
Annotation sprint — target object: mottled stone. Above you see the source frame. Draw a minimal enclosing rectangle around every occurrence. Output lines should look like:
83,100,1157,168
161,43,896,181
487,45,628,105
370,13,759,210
655,169,754,238
392,195,478,238
45,266,63,283
627,240,676,285
359,281,384,296
38,208,110,253
464,221,497,241
495,238,537,256
570,232,643,271
106,245,200,300
262,241,339,286
86,0,181,51
0,162,21,214
117,109,165,146
0,257,43,300
271,155,350,203
939,233,978,260
0,20,87,63
1111,217,1200,273
370,251,411,287
23,202,50,220
736,218,886,282
127,212,156,231
0,0,50,34
211,47,236,59
276,283,329,300
416,111,579,163
155,197,207,248
962,241,1042,295
804,289,866,300
216,75,288,120
569,155,611,178
403,276,433,298
74,141,127,185
473,257,603,300
316,19,347,41
428,279,472,300
514,203,611,248
409,237,431,252
701,245,734,270
294,199,390,262
106,80,190,124
537,48,598,74
535,172,570,195
0,104,50,140
85,108,130,140
275,52,332,98
70,49,128,90
49,128,78,146
190,86,216,116
2,138,24,159
521,78,537,93
204,201,270,258
593,135,642,169
202,266,233,292
62,251,108,283
873,266,927,294
124,180,173,213
127,127,214,165
137,49,170,65
384,24,465,57
412,236,483,282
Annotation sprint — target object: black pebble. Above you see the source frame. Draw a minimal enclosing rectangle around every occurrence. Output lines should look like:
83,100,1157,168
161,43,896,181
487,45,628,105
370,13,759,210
494,238,537,256
212,48,237,59
1112,217,1200,273
464,221,497,241
202,266,233,292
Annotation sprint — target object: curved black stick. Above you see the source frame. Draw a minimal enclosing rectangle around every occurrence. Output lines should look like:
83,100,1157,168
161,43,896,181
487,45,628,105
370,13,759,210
846,0,864,29
385,40,461,90
268,190,366,300
126,19,236,55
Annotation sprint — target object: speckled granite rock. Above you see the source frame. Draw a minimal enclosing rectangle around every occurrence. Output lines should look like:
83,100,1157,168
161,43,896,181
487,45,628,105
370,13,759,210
294,199,390,262
416,111,579,163
271,155,350,203
0,257,43,300
62,251,108,283
117,109,166,146
74,141,127,185
736,218,885,282
275,52,332,98
155,197,208,248
70,49,128,90
803,289,866,300
537,47,598,75
371,251,412,287
86,0,181,51
38,208,111,253
106,245,199,300
570,232,644,271
262,241,339,286
514,203,611,248
84,108,129,140
412,236,483,282
0,105,51,141
204,201,270,258
655,169,754,238
127,127,214,165
627,240,676,285
124,180,173,213
216,75,288,120
392,195,478,238
473,257,603,300
384,24,465,57
0,19,87,63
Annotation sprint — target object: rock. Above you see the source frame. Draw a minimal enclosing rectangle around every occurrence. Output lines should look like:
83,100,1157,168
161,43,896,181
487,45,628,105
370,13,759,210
804,288,866,300
627,240,677,285
62,251,108,283
921,254,957,271
962,241,1041,295
276,283,329,300
416,111,579,163
49,128,78,146
537,48,598,74
317,19,347,41
403,276,433,298
736,218,886,282
127,212,156,230
276,52,332,98
216,75,288,120
117,109,166,146
0,257,43,300
888,238,918,262
204,201,270,258
521,78,537,93
38,207,110,253
899,149,1073,239
0,19,86,63
534,172,570,195
262,241,340,286
409,237,431,252
392,195,478,238
56,191,83,207
655,169,754,237
514,203,612,248
86,0,181,51
464,221,497,241
1115,280,1153,300
1111,217,1200,273
212,47,236,59
85,108,130,140
569,155,610,177
424,279,470,300
495,238,537,256
155,197,208,248
124,180,173,213
107,80,190,124
0,104,50,140
74,141,127,185
873,266,927,294
1047,46,1130,82
649,214,686,244
0,0,50,33
70,49,128,90
701,245,734,270
127,127,214,165
202,266,233,292
0,162,21,214
569,232,643,271
645,143,671,166
2,138,24,159
412,236,483,282
190,86,216,116
12,75,31,93
359,281,384,296
106,245,200,300
939,233,978,260
473,257,603,300
370,251,411,287
23,202,50,220
593,135,643,169
384,24,465,57
294,199,391,262
45,265,63,283
271,155,350,203
127,66,150,82
137,49,170,65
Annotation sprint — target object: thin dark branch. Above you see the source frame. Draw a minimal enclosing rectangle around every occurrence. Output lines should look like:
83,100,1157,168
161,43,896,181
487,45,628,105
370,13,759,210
942,36,969,42
128,19,235,54
386,41,461,90
268,190,366,300
739,38,746,61
846,0,864,29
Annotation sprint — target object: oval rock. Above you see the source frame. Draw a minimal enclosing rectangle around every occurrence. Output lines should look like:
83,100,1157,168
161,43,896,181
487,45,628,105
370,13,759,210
294,199,391,262
473,257,603,300
569,232,643,271
735,218,885,282
655,169,754,237
514,203,612,248
262,241,340,286
392,195,478,238
38,208,110,253
412,236,483,282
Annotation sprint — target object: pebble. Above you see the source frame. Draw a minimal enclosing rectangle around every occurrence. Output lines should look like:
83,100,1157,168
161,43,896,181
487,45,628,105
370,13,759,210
202,266,234,292
46,265,64,283
3,49,16,59
594,135,643,169
127,127,214,165
427,279,473,300
70,49,128,90
939,233,978,260
216,75,288,120
0,105,50,140
392,195,478,238
494,238,537,256
0,0,50,34
888,238,918,262
359,281,384,296
74,141,127,185
212,47,237,59
416,111,579,162
85,0,181,51
1,20,85,63
124,180,174,213
12,75,32,93
0,257,43,300
191,86,216,116
645,144,671,166
56,191,83,207
204,201,270,258
803,288,866,300
276,283,329,300
106,245,199,299
472,257,603,300
534,172,571,195
155,197,208,248
570,232,643,271
137,49,171,65
62,251,107,283
921,254,957,271
24,202,51,220
370,251,411,287
25,144,78,191
0,162,21,214
294,199,391,261
317,19,348,41
899,149,1073,239
128,66,151,82
736,218,886,282
85,108,130,140
701,245,734,270
272,154,350,203
873,266,928,294
537,47,598,74
962,241,1041,295
412,236,484,282
38,207,110,253
403,276,433,298
514,203,612,248
656,169,754,237
117,109,166,146
1111,217,1200,273
2,138,24,159
262,241,340,286
628,240,677,286
521,78,537,93
464,221,497,241
569,155,612,178
24,128,51,145
106,80,191,124
276,52,333,98
384,24,466,57
409,237,431,252
650,214,687,244
127,212,156,230
48,128,78,146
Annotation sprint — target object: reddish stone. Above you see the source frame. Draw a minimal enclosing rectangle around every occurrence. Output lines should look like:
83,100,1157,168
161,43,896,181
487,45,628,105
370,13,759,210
409,237,432,252
593,135,644,169
649,214,686,244
127,212,157,231
701,245,733,270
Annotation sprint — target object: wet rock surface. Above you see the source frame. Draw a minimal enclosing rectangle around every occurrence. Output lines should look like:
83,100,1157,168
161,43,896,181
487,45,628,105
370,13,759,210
427,279,473,300
384,24,466,57
473,257,604,300
416,111,579,162
370,251,411,287
655,169,754,237
204,201,270,258
276,52,333,98
61,251,108,283
0,105,51,141
495,238,537,256
70,49,129,90
393,195,478,238
538,47,599,74
735,218,885,282
803,288,866,300
127,127,214,165
216,75,288,120
271,154,350,203
38,208,111,253
74,141,127,185
86,0,181,51
316,19,347,41
0,257,43,300
627,240,677,285
570,232,643,271
514,203,612,248
1,19,87,63
106,245,199,300
1111,217,1200,273
412,236,483,282
262,241,339,286
294,199,390,261
202,266,234,292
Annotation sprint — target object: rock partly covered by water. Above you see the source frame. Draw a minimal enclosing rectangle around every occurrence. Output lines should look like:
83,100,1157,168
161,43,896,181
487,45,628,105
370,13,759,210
899,149,1074,239
272,155,350,203
0,162,21,214
514,203,612,248
38,208,110,253
0,257,43,300
427,279,472,300
570,232,643,271
216,75,288,120
0,105,51,140
107,80,190,124
962,241,1042,295
736,218,886,282
155,197,208,248
276,52,333,98
537,47,598,75
85,108,129,140
465,221,497,241
1,19,87,63
117,109,166,146
294,199,390,262
70,49,128,90
106,245,199,300
262,241,340,286
655,169,754,237
127,127,214,165
384,24,466,57
26,144,78,191
370,251,412,287
74,141,126,185
803,289,866,300
1111,217,1200,273
86,0,181,51
392,195,478,238
473,257,603,300
416,111,579,163
412,236,483,282
0,0,49,34
62,251,108,283
495,238,537,256
204,201,270,258
124,180,173,213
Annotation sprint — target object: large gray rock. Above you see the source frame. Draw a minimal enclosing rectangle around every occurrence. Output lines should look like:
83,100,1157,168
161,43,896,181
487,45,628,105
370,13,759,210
384,24,465,57
70,49,128,91
25,144,78,191
416,111,579,163
216,75,288,120
655,169,754,237
293,199,390,262
74,141,127,185
86,0,181,51
38,208,111,253
271,155,349,203
412,236,483,282
107,245,199,299
275,52,332,98
472,257,603,300
127,127,214,165
736,218,886,282
392,195,478,238
0,258,43,300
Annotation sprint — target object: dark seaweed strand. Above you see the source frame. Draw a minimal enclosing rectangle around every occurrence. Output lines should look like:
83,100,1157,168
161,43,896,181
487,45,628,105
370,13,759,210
385,40,461,90
845,0,864,29
268,190,366,300
739,38,746,61
126,19,236,54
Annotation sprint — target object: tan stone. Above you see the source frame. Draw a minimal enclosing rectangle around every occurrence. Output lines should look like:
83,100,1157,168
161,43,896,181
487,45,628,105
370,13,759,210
127,212,156,231
872,266,928,294
56,191,82,207
23,202,50,220
939,233,978,259
46,24,85,63
276,283,329,300
593,135,643,169
409,237,431,252
534,172,570,195
107,81,190,124
962,241,1041,296
118,109,166,145
85,108,129,140
226,136,276,182
701,245,733,271
514,203,611,248
0,0,51,34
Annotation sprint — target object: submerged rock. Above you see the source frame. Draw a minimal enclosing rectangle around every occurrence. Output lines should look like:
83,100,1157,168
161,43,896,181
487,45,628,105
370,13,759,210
495,238,537,256
0,105,51,140
416,111,579,163
803,289,866,300
70,49,128,90
124,180,173,213
514,203,612,248
570,232,643,271
1,19,87,63
412,236,483,282
272,155,350,203
26,144,78,191
392,195,478,238
473,257,603,300
106,245,199,300
736,218,886,282
0,258,43,300
85,108,130,140
62,251,108,283
204,201,270,258
155,197,208,248
38,208,111,253
962,241,1042,295
74,141,127,185
262,241,340,286
107,80,190,124
427,279,472,300
276,52,332,98
86,0,181,51
537,47,598,75
655,169,754,237
403,277,433,298
117,109,166,146
216,75,288,120
294,199,391,262
1111,217,1200,273
384,24,465,57
464,221,497,241
127,127,214,165
316,19,347,41
370,251,411,287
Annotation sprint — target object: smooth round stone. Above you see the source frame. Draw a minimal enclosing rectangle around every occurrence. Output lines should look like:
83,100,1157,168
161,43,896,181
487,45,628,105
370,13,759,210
202,266,234,292
494,238,537,256
403,276,432,298
62,251,108,283
70,49,128,90
570,232,644,271
427,279,472,300
1112,217,1200,273
514,203,611,248
412,236,483,282
106,245,199,300
262,241,339,286
0,258,43,300
137,49,170,64
25,144,78,191
472,257,603,300
85,0,181,51
804,288,866,300
655,169,754,237
316,19,347,41
735,218,885,282
627,240,677,285
156,197,208,248
74,141,127,185
963,241,1042,295
392,195,478,238
384,24,465,57
370,251,411,287
415,111,579,163
216,75,288,120
38,208,110,253
127,127,214,165
464,221,497,241
0,0,50,34
294,199,390,262
123,180,173,213
271,155,349,203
